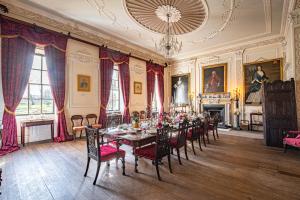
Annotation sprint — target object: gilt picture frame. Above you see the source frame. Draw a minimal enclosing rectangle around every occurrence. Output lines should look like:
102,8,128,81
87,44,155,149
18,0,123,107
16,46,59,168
77,74,91,92
243,58,283,105
202,63,227,94
171,73,190,106
134,81,142,94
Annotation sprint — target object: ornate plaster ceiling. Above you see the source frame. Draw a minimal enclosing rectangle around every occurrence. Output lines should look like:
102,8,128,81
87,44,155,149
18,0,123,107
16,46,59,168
125,0,207,35
6,0,288,60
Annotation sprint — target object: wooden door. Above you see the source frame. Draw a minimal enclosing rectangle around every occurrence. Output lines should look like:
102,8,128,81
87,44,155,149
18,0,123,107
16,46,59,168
262,79,297,147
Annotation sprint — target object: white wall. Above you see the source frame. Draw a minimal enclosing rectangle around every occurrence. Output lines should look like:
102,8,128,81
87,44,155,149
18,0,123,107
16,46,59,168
129,57,147,112
168,42,284,124
65,39,100,133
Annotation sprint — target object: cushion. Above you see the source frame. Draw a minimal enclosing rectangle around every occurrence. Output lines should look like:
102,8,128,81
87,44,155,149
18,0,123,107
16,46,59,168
72,126,85,131
169,137,178,147
99,145,125,161
283,137,300,148
135,144,156,160
92,124,102,128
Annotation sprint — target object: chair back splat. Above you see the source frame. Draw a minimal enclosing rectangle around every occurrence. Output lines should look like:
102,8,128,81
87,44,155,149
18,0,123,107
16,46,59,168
85,126,99,160
155,126,171,159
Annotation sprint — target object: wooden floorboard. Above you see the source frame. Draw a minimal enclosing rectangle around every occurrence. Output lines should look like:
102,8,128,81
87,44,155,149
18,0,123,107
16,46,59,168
1,134,300,200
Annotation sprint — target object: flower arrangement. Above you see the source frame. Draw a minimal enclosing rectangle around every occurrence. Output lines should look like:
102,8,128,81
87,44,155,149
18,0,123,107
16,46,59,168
132,116,140,128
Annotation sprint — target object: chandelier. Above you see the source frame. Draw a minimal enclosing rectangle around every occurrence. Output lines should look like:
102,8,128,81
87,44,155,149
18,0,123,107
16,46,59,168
155,5,182,58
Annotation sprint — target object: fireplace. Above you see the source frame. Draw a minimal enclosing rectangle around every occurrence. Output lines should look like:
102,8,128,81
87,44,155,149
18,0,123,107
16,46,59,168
203,104,227,127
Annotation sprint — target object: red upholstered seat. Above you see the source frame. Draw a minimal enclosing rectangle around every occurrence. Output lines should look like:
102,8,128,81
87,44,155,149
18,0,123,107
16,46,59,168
283,137,300,147
135,144,156,160
187,129,193,139
99,145,125,161
169,137,177,147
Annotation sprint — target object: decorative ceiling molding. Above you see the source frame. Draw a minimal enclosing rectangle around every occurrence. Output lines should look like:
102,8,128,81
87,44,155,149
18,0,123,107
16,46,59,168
172,35,285,64
0,0,166,64
189,0,242,44
124,0,207,35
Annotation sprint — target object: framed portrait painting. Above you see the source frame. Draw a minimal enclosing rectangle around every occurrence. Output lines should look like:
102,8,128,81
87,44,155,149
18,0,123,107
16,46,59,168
77,74,91,92
244,58,282,105
134,81,142,94
202,63,227,94
171,74,190,105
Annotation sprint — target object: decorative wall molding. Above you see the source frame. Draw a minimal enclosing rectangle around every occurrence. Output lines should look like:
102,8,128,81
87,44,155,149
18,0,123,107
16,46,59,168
67,49,99,64
0,0,165,64
173,36,285,64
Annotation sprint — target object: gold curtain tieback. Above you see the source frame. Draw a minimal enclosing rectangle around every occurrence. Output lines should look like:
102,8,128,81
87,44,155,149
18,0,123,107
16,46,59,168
4,106,15,115
58,108,64,114
100,104,106,109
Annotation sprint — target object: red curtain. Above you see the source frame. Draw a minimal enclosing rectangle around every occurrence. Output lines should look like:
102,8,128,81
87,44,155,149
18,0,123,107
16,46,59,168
157,69,164,114
119,62,130,123
0,37,35,156
146,62,164,116
1,17,67,51
99,47,130,126
99,58,114,127
0,17,69,148
45,46,72,142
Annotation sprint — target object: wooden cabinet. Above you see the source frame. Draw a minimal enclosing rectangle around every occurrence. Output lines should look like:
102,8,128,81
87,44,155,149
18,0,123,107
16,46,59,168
262,79,298,147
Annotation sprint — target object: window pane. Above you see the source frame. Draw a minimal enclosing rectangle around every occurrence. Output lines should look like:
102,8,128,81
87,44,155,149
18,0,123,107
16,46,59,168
29,84,42,99
42,100,54,113
32,55,42,70
29,70,41,84
42,85,52,99
112,80,119,89
22,87,29,98
42,57,48,70
16,99,28,115
42,71,49,84
112,90,119,99
112,70,118,80
29,99,41,114
107,98,113,110
113,100,119,111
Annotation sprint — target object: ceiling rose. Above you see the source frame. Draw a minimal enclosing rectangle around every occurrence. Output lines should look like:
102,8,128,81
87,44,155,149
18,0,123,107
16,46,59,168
125,0,207,35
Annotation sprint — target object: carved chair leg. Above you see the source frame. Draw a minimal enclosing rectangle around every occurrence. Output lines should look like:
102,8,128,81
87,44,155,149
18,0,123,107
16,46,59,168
93,161,101,185
216,127,219,138
212,129,216,141
184,145,189,160
135,156,139,173
106,161,110,167
167,154,172,173
121,157,125,175
198,137,202,151
155,161,161,181
284,144,288,153
171,148,174,155
191,140,196,155
202,134,206,147
80,130,83,139
84,157,91,177
206,132,210,144
176,148,182,165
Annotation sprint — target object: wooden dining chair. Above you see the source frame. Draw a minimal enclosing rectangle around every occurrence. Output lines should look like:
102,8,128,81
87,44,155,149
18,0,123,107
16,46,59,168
71,115,85,140
203,117,210,144
86,114,102,129
208,114,219,141
139,110,146,120
170,121,189,165
187,118,202,155
84,126,126,185
134,126,172,181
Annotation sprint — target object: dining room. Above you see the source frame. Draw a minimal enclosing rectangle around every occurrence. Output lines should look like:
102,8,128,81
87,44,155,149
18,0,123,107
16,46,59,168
0,0,300,200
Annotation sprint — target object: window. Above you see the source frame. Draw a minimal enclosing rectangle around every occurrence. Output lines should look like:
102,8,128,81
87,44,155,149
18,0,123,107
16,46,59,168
152,75,159,112
16,48,54,115
107,65,120,112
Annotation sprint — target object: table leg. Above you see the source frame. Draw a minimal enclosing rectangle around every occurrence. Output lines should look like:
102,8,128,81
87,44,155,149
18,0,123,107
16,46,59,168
51,123,54,141
21,126,25,147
